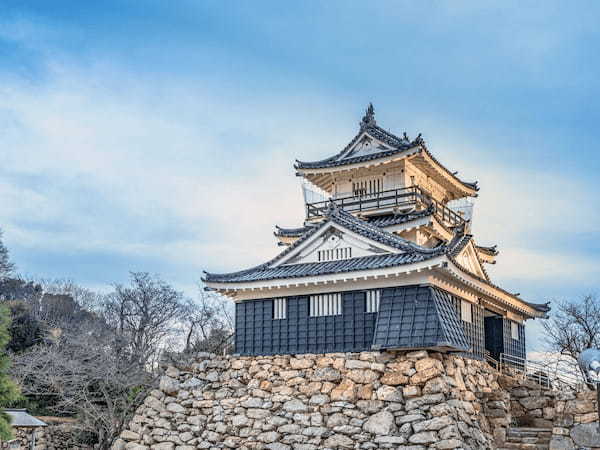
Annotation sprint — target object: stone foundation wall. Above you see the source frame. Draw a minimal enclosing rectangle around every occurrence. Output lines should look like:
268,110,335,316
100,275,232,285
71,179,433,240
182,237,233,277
1,422,92,450
113,350,506,450
500,375,557,428
550,390,600,449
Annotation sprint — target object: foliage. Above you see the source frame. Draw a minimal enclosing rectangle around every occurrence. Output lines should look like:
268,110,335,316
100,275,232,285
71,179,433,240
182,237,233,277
0,234,234,446
11,322,154,449
0,305,21,440
0,230,15,280
5,300,48,353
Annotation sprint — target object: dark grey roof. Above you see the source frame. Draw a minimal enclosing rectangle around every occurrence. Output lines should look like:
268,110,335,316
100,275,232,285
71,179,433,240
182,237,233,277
372,286,470,352
475,244,499,256
525,301,551,315
204,204,444,283
294,125,415,170
275,207,436,240
366,207,435,228
294,105,479,192
274,224,315,238
205,253,439,283
4,409,47,427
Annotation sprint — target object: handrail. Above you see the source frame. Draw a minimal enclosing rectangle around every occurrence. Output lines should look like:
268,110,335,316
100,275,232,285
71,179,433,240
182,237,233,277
305,185,465,227
498,353,584,390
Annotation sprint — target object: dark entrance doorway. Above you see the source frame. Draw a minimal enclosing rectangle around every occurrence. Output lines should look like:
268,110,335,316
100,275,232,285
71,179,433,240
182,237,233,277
484,309,504,361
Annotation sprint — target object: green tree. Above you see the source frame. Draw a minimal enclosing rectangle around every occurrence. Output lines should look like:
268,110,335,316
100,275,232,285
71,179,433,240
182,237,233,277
0,304,20,439
0,230,15,279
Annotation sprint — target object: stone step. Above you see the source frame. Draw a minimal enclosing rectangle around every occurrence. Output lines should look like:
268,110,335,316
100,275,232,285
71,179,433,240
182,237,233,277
503,427,553,449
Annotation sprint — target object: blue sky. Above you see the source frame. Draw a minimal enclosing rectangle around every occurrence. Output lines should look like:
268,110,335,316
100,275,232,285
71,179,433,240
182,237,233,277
1,1,599,351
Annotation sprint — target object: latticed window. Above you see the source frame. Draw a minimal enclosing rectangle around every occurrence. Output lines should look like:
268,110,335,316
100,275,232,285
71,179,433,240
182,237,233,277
310,293,342,317
273,298,287,320
366,289,380,313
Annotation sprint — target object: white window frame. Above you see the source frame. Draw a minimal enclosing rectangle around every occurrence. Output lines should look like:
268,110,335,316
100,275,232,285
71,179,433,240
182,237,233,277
460,300,472,323
511,321,519,340
366,290,380,313
310,294,342,317
273,298,287,320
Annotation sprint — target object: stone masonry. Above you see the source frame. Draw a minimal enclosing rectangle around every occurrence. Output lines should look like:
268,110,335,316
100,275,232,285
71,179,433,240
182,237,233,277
113,350,508,450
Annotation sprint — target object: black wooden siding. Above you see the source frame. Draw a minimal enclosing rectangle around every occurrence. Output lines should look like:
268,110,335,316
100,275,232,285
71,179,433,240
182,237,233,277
503,318,526,360
450,296,485,360
234,285,526,359
235,291,377,355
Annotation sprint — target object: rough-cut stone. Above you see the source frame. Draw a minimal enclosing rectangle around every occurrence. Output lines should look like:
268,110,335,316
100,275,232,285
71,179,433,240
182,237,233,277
570,422,600,447
283,399,308,413
323,434,354,448
409,431,438,444
112,350,549,450
376,385,403,402
363,410,395,435
159,376,179,395
549,437,575,450
312,367,342,381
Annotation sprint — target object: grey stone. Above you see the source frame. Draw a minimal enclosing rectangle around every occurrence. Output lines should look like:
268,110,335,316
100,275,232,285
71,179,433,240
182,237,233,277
409,431,438,444
570,422,600,447
363,410,395,435
323,434,354,449
312,367,342,382
159,376,179,395
283,399,309,413
549,437,575,450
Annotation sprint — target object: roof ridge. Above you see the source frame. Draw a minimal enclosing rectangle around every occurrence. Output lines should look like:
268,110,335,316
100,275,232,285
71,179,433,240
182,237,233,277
204,205,444,282
326,205,443,255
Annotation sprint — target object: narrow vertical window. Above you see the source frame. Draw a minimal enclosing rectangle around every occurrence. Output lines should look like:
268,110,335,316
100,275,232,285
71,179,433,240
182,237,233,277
310,293,342,317
460,300,472,323
511,321,519,340
273,298,287,320
366,290,380,313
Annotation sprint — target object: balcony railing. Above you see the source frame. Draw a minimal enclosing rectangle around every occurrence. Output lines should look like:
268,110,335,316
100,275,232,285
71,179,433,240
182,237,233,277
305,185,465,227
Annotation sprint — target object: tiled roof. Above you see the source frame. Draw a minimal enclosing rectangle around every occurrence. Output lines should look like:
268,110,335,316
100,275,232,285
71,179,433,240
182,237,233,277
365,206,435,228
294,105,478,193
373,286,470,352
475,244,499,256
525,301,551,314
294,124,414,170
204,252,438,283
274,225,315,238
204,204,444,283
275,207,436,239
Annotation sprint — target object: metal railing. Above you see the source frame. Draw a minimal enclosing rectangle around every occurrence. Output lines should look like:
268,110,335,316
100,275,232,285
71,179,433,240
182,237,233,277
305,185,465,227
498,353,583,390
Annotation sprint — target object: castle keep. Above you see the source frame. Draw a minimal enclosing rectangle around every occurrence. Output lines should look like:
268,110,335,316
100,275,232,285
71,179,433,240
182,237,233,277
203,105,549,362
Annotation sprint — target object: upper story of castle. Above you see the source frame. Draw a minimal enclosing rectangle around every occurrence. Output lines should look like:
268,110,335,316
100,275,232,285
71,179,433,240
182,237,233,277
276,105,493,264
295,104,479,224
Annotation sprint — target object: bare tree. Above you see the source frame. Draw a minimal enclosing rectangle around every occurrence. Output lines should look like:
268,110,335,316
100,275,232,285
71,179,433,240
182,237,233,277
103,272,187,368
182,292,233,355
543,294,600,379
11,321,154,449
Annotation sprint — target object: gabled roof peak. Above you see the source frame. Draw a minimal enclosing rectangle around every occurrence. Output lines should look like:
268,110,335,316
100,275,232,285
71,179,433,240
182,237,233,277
360,103,376,130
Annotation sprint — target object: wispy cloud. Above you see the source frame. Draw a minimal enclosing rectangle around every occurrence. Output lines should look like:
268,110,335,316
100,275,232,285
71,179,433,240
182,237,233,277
0,2,599,353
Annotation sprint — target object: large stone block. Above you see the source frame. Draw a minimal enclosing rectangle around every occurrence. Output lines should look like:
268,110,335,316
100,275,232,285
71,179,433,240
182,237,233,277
570,422,600,447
